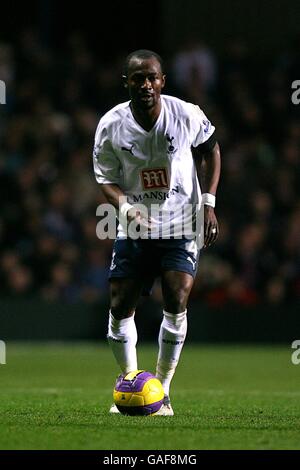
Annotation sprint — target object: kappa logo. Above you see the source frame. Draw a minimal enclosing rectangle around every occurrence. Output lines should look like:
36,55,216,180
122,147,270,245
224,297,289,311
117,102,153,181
121,144,135,156
141,168,169,190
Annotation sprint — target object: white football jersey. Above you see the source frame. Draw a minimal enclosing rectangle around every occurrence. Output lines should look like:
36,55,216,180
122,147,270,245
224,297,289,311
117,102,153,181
93,94,215,241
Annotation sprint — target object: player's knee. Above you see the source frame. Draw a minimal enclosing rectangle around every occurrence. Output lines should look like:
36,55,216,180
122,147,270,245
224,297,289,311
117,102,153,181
164,288,189,313
111,295,135,319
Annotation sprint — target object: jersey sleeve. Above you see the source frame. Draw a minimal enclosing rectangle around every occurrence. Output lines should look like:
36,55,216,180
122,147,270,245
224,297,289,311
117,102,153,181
188,103,215,147
93,121,121,185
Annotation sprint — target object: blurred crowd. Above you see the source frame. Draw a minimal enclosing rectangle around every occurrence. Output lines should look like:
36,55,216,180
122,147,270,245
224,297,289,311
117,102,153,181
0,31,299,307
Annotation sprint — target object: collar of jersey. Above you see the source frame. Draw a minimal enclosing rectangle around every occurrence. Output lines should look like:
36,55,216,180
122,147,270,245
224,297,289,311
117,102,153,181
128,97,164,135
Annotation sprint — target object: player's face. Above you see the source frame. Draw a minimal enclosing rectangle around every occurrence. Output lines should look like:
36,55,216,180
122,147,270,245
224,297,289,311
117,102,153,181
126,57,165,110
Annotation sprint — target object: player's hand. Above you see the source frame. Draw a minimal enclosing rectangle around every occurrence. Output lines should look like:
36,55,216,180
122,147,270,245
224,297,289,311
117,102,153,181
204,205,219,248
127,207,152,235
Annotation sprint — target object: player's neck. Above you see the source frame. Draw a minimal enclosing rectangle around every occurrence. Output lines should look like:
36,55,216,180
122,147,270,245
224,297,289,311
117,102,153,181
130,100,161,132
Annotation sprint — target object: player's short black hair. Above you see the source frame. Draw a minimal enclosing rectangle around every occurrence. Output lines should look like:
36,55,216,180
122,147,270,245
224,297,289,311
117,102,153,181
122,49,164,77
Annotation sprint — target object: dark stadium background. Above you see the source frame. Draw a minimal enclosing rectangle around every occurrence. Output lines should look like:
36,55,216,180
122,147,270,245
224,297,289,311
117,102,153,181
0,0,299,342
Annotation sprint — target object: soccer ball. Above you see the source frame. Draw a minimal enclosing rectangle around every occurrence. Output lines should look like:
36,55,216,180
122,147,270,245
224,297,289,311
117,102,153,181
113,370,164,416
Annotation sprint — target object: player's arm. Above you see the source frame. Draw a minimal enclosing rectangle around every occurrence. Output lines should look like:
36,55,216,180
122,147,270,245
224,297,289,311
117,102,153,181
94,128,148,227
193,137,221,248
99,183,149,228
99,183,126,210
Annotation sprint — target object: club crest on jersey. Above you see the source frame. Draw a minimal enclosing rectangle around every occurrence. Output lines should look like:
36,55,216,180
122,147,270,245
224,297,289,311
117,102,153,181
166,134,177,154
202,119,211,134
141,168,169,190
93,143,100,159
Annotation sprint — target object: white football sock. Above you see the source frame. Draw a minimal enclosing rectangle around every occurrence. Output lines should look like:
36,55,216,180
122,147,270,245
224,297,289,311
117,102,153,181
156,309,187,396
107,310,138,374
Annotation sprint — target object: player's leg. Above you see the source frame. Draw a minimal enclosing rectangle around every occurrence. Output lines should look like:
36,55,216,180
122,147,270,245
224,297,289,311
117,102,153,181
156,271,193,408
107,238,145,373
108,277,143,374
107,239,150,413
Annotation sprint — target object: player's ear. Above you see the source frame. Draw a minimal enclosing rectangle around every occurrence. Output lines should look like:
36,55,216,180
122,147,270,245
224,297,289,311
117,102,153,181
161,74,166,89
122,75,128,88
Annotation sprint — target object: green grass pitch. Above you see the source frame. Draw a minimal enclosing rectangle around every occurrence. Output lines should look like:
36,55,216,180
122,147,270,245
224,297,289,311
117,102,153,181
0,343,300,450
